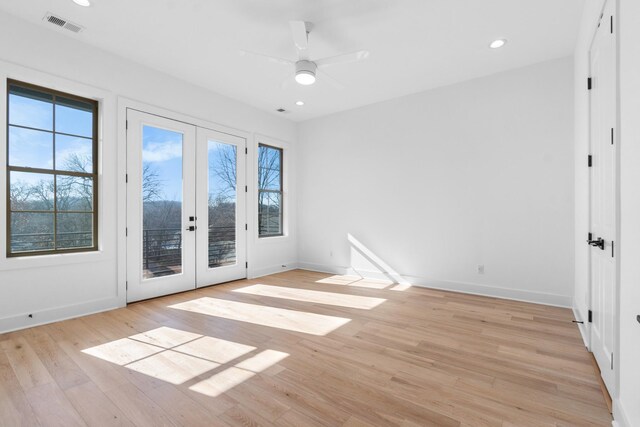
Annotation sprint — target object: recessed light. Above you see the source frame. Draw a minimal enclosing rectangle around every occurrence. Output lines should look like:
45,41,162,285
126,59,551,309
489,39,507,49
296,101,305,106
72,0,91,6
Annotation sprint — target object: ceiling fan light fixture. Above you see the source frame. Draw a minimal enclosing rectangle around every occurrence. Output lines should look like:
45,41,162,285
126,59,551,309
296,101,305,106
72,0,91,6
295,71,316,85
295,60,317,85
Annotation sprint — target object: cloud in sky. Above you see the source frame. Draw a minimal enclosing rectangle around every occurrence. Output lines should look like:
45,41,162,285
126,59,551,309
143,140,182,163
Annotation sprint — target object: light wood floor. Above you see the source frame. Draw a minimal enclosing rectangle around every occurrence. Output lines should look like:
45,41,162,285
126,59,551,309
0,270,611,426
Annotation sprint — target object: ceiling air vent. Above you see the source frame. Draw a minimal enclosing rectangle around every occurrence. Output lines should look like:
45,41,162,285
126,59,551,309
43,12,84,33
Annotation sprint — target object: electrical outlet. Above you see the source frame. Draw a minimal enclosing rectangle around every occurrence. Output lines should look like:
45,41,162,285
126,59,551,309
477,265,485,274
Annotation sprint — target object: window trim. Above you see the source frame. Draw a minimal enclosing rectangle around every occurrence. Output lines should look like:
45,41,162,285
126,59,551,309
257,143,283,238
6,79,99,257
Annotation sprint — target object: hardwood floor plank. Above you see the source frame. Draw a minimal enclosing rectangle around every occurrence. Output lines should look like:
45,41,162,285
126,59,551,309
24,382,86,427
65,381,134,426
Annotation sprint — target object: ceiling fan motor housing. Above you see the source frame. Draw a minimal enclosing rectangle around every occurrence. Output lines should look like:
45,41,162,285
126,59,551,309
295,60,317,79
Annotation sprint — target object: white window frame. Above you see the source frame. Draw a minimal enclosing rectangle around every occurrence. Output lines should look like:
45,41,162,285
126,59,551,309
253,135,290,242
0,61,113,271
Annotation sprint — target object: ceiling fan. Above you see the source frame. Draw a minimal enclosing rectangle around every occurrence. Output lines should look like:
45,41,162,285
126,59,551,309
240,21,369,87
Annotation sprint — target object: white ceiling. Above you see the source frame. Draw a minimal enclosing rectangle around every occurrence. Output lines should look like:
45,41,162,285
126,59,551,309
0,0,584,122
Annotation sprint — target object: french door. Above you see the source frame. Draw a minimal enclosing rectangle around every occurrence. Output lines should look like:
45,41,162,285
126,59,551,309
126,109,246,302
195,127,247,287
588,0,616,393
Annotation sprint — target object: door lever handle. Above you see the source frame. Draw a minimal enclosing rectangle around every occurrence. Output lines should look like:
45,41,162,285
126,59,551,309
186,226,196,232
587,238,605,250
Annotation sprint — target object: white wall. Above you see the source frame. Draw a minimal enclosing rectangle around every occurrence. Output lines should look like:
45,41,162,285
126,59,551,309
617,0,640,424
297,57,575,306
0,10,297,333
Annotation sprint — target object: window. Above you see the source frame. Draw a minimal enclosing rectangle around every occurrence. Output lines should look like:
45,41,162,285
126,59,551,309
6,80,98,256
257,143,283,237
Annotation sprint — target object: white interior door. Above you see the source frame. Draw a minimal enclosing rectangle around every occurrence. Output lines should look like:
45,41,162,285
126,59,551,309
196,128,247,287
126,110,197,302
588,0,617,393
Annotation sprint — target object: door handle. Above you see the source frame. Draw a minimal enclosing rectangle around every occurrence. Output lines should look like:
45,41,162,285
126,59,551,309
186,226,196,232
588,238,605,250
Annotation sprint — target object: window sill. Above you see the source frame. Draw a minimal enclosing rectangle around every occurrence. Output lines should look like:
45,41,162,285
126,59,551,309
257,234,289,243
0,249,108,272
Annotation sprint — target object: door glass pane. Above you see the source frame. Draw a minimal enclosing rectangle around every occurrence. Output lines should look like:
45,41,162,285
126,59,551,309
207,140,237,268
142,125,183,279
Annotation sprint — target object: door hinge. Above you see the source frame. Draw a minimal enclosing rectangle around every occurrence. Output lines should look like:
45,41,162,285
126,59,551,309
588,232,593,241
588,155,593,167
588,310,593,323
245,223,248,231
612,240,615,257
125,173,128,183
125,227,128,237
611,128,614,145
245,185,248,193
245,147,248,155
126,281,128,290
245,262,248,268
126,120,128,130
610,16,613,34
611,353,614,369
587,77,592,90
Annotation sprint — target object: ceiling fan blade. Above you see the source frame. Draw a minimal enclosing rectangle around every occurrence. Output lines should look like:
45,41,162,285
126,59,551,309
280,72,296,90
315,50,370,68
289,21,309,53
318,70,344,90
239,50,293,66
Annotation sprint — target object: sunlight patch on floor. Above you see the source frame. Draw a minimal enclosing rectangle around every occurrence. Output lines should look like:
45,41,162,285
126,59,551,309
82,326,281,395
169,297,351,335
129,326,202,348
82,337,163,365
173,336,256,364
233,284,386,309
189,350,289,397
390,283,412,291
127,348,220,385
315,275,391,289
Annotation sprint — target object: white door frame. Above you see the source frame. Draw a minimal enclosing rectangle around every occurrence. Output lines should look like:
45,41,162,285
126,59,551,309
587,0,619,395
118,98,250,302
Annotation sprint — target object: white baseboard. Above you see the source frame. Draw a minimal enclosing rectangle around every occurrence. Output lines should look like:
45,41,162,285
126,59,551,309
298,262,572,307
0,296,124,334
248,261,299,280
613,399,631,427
